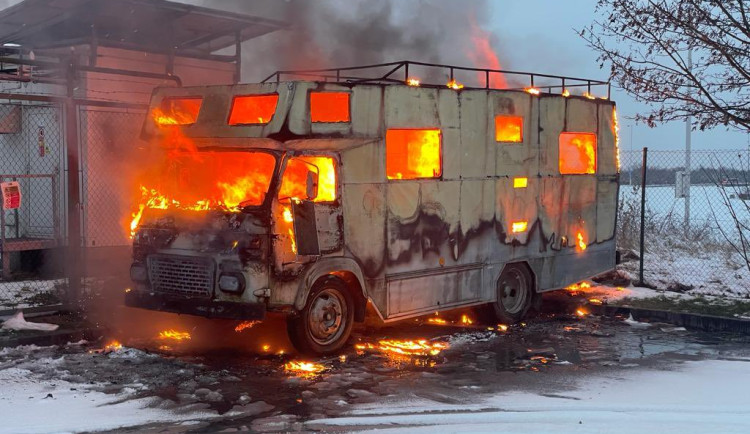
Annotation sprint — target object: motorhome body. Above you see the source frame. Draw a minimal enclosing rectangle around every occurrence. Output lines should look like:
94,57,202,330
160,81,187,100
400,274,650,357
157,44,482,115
126,78,619,354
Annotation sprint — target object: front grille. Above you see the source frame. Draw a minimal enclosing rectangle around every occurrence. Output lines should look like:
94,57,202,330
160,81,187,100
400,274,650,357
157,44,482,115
147,254,214,297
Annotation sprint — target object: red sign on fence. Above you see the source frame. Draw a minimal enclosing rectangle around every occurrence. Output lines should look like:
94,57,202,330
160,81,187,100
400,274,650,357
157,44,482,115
1,181,22,210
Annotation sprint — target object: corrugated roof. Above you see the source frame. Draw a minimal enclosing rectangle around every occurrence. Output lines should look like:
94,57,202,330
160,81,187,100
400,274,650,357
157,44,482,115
0,0,285,58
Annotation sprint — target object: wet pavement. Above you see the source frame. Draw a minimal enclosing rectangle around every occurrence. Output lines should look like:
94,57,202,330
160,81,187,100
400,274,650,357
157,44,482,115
2,291,750,432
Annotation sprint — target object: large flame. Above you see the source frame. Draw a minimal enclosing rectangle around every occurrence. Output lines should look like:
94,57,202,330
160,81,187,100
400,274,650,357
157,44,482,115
467,14,507,88
386,129,441,180
559,133,596,175
613,107,621,172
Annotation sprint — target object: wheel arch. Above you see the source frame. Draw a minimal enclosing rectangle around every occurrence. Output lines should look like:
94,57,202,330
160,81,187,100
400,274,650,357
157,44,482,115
294,257,368,322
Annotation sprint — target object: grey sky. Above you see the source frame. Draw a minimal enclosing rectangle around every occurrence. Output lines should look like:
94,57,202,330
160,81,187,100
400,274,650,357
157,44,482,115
486,0,749,152
1,0,746,152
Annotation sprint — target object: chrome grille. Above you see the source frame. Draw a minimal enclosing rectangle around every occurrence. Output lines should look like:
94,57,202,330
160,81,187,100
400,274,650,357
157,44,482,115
147,255,214,297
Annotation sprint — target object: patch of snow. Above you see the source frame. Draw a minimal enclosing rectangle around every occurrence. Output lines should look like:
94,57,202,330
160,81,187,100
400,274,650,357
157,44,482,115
624,313,652,328
1,311,59,331
0,279,65,311
309,359,750,433
0,367,220,434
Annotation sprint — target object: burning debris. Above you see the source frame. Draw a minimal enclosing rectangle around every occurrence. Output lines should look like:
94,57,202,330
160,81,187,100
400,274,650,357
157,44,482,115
104,341,123,352
284,361,327,377
446,78,464,90
356,339,449,358
158,330,192,341
234,321,260,332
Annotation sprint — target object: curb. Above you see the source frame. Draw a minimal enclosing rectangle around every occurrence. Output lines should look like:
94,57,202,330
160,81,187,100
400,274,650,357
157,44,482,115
0,324,105,348
589,304,750,334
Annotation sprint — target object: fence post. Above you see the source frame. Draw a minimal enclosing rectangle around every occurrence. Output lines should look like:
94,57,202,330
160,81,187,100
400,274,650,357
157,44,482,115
638,147,648,286
65,57,82,308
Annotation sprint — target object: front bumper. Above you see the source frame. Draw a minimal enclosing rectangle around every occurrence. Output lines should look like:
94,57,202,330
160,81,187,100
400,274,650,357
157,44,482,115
125,291,266,320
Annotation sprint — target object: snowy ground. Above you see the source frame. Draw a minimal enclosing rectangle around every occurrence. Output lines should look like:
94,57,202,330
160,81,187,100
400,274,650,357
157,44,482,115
308,359,750,433
1,297,749,433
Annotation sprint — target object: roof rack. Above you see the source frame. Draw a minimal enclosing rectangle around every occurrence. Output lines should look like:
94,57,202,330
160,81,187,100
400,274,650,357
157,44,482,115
261,60,611,99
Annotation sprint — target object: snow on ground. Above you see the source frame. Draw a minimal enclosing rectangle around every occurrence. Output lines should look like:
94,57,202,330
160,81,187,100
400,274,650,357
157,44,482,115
0,366,220,434
308,359,750,433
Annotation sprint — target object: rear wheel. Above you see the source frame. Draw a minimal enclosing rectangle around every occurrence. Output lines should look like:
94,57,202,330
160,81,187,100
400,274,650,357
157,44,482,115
287,276,354,355
493,263,540,324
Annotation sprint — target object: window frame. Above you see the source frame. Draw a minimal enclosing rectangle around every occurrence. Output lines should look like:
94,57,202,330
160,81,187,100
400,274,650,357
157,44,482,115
277,153,339,204
310,91,352,124
385,128,443,181
227,93,280,126
494,115,524,143
156,96,204,126
558,132,598,175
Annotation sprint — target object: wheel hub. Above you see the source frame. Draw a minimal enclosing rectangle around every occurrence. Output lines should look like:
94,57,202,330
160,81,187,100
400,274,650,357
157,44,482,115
308,288,346,345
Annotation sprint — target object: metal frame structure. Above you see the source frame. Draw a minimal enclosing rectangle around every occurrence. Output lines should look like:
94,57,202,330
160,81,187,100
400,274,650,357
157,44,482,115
262,60,611,98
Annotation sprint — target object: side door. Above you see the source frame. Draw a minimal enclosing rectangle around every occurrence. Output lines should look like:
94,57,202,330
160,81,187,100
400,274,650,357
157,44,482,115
272,154,342,272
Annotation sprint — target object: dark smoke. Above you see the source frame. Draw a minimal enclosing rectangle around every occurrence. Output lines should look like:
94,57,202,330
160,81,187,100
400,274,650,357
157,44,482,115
190,0,509,85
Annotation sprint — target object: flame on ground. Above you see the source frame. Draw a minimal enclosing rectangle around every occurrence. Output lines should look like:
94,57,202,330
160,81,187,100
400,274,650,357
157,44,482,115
158,329,192,341
566,281,592,292
589,298,603,305
105,340,123,351
356,339,449,358
284,361,326,377
427,317,447,325
234,321,259,332
460,314,474,325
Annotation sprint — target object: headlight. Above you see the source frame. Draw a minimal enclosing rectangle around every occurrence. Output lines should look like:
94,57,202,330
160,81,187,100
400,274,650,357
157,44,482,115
219,273,245,293
130,263,148,282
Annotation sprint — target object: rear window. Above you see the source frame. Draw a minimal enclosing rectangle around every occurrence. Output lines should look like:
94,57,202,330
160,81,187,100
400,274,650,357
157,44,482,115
310,92,350,123
559,132,597,174
228,94,279,125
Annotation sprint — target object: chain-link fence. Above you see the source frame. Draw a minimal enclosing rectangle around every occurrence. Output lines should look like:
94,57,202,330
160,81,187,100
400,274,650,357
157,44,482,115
0,102,67,313
618,148,750,298
79,107,147,303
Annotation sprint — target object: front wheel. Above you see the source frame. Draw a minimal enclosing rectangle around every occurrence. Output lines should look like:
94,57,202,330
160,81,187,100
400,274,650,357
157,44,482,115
287,276,354,355
492,263,540,324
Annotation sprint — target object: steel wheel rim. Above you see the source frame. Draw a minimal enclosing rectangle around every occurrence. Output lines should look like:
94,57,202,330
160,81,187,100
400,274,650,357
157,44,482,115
499,269,528,314
308,288,347,345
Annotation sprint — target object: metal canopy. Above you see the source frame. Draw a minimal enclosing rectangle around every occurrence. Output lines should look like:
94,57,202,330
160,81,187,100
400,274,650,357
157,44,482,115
0,0,285,58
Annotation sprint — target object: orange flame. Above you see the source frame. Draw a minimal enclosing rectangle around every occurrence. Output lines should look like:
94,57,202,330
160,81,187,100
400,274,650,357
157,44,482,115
461,314,474,325
386,129,441,180
525,87,541,95
158,329,191,341
284,361,326,376
427,317,447,325
467,14,507,88
447,79,464,90
234,321,259,332
357,339,449,357
613,107,621,171
576,231,587,251
562,89,570,97
406,78,421,86
105,340,122,351
512,221,528,233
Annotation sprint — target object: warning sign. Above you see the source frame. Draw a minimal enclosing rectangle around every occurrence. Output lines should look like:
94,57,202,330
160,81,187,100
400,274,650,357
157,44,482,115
1,181,22,210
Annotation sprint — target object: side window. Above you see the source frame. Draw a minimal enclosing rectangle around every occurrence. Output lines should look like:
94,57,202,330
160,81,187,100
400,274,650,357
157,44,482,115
310,92,350,123
559,132,597,174
386,129,442,180
154,97,202,125
228,94,279,125
495,115,523,143
278,156,337,202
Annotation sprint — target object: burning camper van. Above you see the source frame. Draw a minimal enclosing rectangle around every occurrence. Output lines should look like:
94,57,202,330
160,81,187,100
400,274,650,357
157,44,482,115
126,62,619,355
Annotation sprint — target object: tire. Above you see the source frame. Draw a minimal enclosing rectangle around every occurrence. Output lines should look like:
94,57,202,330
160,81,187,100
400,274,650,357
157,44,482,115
492,263,539,324
287,276,354,356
